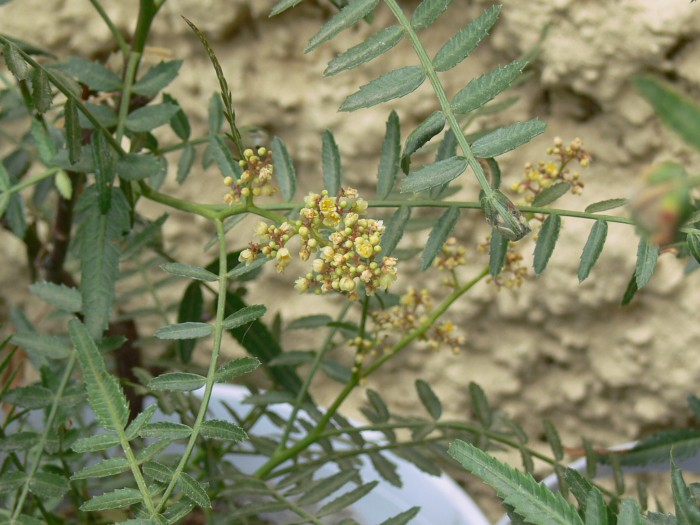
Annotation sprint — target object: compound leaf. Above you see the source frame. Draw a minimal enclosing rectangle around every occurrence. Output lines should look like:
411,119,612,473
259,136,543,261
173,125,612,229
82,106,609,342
471,119,546,158
339,66,426,112
148,372,206,392
324,25,404,77
578,220,607,282
533,214,561,275
403,110,446,159
452,60,526,115
411,0,453,30
155,322,213,340
200,420,247,442
80,488,143,512
400,156,467,194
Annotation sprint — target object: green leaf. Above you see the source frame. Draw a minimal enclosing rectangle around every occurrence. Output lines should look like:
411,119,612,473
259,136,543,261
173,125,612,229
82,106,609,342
209,134,241,180
403,111,446,159
448,440,584,525
71,457,130,480
0,431,39,451
370,452,402,487
11,331,71,360
687,233,700,264
132,60,182,97
62,56,121,91
3,41,29,80
324,25,404,76
161,262,217,282
64,98,82,165
316,481,379,517
532,182,571,207
148,372,206,391
214,356,261,383
270,0,304,16
618,499,644,525
72,433,120,453
381,206,411,257
366,389,390,422
28,281,81,312
469,382,493,428
176,282,203,364
31,66,52,113
143,460,174,483
376,110,401,199
635,237,659,289
55,169,72,199
412,0,453,30
287,314,332,330
77,187,130,337
200,419,247,442
489,229,509,277
164,94,191,141
609,429,700,467
451,60,526,115
268,351,314,367
80,487,143,511
3,384,53,409
222,304,267,330
305,0,380,52
271,136,296,200
244,391,296,406
415,379,441,420
92,134,116,215
585,488,608,525
633,75,700,153
77,102,118,129
139,421,193,440
578,220,608,282
672,460,700,525
70,319,130,431
227,257,268,279
401,156,467,194
30,117,56,165
125,103,179,132
29,471,70,499
420,208,460,270
178,472,211,508
116,153,164,181
471,119,546,158
340,66,426,112
585,198,628,213
124,403,157,440
621,272,638,306
155,322,213,340
433,4,501,71
533,214,561,275
0,471,26,494
322,129,342,196
543,420,564,461
177,143,196,184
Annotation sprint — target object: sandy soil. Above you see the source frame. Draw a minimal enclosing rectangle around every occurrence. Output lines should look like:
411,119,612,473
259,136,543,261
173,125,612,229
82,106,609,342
2,0,700,521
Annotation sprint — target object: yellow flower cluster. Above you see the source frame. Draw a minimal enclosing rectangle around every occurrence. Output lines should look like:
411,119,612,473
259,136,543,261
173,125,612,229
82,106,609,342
435,237,467,272
509,137,591,204
223,147,277,204
240,188,398,301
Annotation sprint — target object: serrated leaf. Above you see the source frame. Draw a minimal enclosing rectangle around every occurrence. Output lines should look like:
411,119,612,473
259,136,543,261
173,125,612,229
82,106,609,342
452,60,526,115
116,153,164,181
316,481,379,517
532,182,570,207
0,431,39,451
178,472,211,508
69,319,130,430
155,322,213,340
610,429,700,467
401,156,467,194
64,97,82,165
305,0,380,52
369,452,402,487
77,187,130,337
322,130,342,196
415,379,441,420
585,488,608,525
324,25,404,76
222,305,266,330
420,207,460,270
377,110,401,199
77,102,118,129
166,94,191,141
635,237,659,288
29,471,70,499
3,41,29,80
3,384,53,409
271,136,296,200
633,75,700,153
585,198,628,213
469,382,493,428
340,66,426,112
0,471,26,494
270,0,304,16
62,56,121,91
80,487,143,511
578,220,608,282
489,229,509,277
297,470,358,506
148,372,206,391
71,457,130,480
533,214,561,275
412,0,453,30
72,433,120,453
367,389,390,422
11,331,71,360
125,103,179,132
31,117,56,164
132,60,182,97
139,421,193,440
200,419,247,442
672,460,700,525
433,4,501,71
209,134,241,180
543,420,564,461
618,499,644,525
379,507,421,525
215,356,261,383
92,130,115,213
687,233,700,264
31,67,52,112
621,272,638,306
161,262,217,282
471,119,546,158
125,403,158,440
143,460,174,483
448,440,584,525
287,314,332,330
403,111,446,159
174,143,194,184
381,206,411,257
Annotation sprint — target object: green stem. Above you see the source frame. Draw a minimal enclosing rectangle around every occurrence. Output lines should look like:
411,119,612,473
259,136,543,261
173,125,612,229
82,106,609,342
2,168,60,195
155,218,229,513
129,0,163,81
138,181,223,219
115,52,140,144
89,0,130,56
154,134,211,154
383,0,493,197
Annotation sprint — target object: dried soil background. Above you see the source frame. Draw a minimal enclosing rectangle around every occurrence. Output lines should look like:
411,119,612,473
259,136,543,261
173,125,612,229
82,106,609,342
2,0,700,520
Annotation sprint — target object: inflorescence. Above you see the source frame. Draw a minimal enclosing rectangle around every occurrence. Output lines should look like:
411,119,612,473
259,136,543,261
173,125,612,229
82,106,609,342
224,147,277,204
